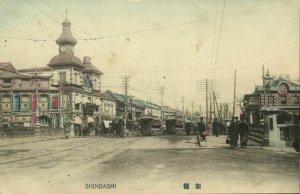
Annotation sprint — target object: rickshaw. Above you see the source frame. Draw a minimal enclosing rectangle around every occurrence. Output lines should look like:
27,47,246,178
139,117,162,135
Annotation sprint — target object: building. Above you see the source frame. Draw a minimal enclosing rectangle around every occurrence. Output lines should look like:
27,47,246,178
0,62,58,128
0,17,117,136
104,90,162,121
243,70,300,125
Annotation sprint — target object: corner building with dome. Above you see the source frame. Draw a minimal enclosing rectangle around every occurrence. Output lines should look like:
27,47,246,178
1,17,116,136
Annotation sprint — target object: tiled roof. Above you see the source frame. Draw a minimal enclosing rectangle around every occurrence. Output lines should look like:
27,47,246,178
105,90,160,109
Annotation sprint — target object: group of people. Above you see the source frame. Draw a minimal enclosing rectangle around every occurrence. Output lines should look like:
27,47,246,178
193,116,249,149
227,117,249,149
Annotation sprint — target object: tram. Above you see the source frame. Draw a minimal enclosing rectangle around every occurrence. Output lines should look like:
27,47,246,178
165,117,185,135
139,116,162,135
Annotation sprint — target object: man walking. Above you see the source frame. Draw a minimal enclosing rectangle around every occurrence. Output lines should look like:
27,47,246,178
212,118,220,137
239,118,249,148
228,117,240,148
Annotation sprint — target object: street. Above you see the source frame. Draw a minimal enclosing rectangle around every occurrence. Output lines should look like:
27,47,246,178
0,135,299,194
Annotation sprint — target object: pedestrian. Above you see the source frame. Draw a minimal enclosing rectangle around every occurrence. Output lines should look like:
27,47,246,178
197,117,207,142
228,117,239,149
239,118,249,148
212,118,220,137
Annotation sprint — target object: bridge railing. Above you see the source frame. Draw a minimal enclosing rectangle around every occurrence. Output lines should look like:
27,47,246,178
248,124,264,145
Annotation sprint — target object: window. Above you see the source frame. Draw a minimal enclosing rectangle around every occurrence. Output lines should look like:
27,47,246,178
75,103,80,110
2,94,11,112
74,73,78,84
59,72,66,84
39,116,49,126
40,95,48,111
21,95,30,112
13,94,20,112
2,78,12,88
3,78,12,84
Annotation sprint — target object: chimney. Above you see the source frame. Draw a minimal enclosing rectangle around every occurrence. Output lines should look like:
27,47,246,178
83,56,91,64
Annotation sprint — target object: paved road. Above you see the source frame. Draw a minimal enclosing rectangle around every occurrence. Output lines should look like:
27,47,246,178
0,135,299,194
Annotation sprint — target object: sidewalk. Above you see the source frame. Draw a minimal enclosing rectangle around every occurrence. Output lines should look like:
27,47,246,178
0,135,64,147
203,135,298,153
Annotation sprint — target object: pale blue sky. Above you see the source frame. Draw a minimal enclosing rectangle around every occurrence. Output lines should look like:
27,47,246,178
0,0,299,114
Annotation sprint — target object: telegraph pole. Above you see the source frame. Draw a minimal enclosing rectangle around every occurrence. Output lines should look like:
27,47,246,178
158,86,165,120
121,75,130,130
233,70,236,118
197,79,216,125
30,68,42,127
181,96,185,117
191,102,194,121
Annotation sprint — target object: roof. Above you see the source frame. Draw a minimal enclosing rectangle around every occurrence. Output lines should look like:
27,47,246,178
254,78,300,93
56,18,77,45
82,57,103,75
0,62,17,72
48,54,84,68
19,66,51,72
105,90,161,109
100,92,116,101
0,62,31,78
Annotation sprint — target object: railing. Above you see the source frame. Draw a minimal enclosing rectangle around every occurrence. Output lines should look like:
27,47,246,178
248,124,264,145
279,124,300,146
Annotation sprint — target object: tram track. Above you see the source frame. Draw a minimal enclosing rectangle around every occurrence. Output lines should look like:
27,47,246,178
0,137,122,165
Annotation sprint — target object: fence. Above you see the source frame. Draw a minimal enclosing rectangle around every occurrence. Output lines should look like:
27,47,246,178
248,124,264,146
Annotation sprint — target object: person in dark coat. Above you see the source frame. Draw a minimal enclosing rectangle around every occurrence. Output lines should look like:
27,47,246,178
228,117,239,148
197,117,207,141
212,118,220,137
239,119,249,148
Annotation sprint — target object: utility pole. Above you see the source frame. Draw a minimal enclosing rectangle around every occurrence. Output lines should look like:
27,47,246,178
30,68,42,127
197,79,216,125
158,86,165,120
150,96,153,115
121,75,130,130
213,91,221,120
191,102,194,121
233,70,236,118
181,96,185,118
209,92,212,123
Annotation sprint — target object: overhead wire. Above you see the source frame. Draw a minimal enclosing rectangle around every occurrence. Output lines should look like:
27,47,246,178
0,0,290,42
212,0,226,80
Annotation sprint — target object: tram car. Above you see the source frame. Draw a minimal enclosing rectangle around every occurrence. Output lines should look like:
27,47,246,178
139,116,162,136
165,117,185,135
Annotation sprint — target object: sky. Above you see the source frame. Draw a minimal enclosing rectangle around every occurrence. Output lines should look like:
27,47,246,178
0,0,299,115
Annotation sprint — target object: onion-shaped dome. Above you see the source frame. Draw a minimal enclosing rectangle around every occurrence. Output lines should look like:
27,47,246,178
56,18,77,45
